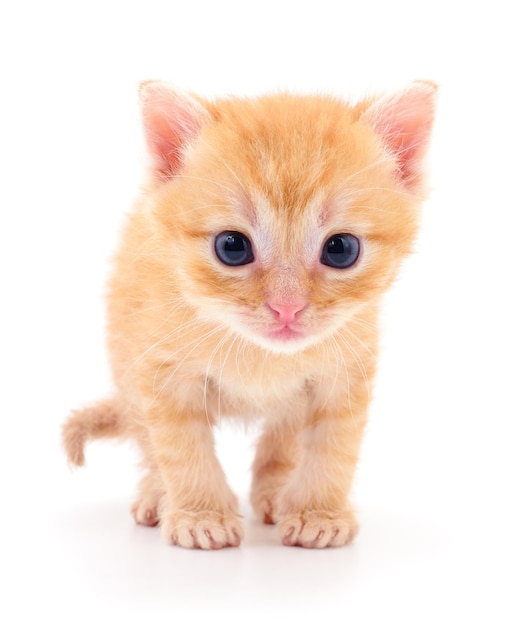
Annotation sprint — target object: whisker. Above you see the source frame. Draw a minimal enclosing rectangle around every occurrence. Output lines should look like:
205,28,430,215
216,332,238,419
328,335,354,422
335,331,371,399
333,156,393,191
126,299,187,317
315,338,339,414
203,331,233,427
152,327,224,402
121,316,207,384
342,325,377,359
348,315,379,332
199,137,251,199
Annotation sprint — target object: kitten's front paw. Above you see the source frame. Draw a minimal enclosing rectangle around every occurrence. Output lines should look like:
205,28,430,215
277,510,359,549
161,511,243,550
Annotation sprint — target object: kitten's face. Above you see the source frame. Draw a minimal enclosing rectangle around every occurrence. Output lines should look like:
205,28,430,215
152,95,422,354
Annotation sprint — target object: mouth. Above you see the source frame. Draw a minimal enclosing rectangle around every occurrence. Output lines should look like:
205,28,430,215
266,324,305,342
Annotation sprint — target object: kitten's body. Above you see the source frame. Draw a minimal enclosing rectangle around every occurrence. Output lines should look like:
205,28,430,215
63,82,436,549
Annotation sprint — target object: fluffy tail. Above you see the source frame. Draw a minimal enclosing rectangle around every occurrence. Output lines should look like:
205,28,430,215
62,398,124,466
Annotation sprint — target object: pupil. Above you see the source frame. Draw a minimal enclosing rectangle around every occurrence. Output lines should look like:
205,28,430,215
227,235,242,250
329,238,344,254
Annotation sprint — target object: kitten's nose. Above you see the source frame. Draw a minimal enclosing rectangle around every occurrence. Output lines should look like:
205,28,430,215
267,301,307,324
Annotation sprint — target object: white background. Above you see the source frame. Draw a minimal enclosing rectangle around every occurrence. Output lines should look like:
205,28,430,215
1,1,510,624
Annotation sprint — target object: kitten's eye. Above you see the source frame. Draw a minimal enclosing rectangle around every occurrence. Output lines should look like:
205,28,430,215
214,231,254,266
321,233,360,269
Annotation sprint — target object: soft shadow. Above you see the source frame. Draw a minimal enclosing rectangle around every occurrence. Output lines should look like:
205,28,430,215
52,497,448,617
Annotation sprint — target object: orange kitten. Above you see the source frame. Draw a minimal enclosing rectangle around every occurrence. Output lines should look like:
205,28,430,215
62,81,436,549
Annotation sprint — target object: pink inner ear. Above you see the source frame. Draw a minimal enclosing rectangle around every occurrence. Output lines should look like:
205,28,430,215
364,82,437,189
140,82,209,179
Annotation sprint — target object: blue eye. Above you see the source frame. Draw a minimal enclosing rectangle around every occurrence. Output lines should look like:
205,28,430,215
214,231,254,266
321,233,360,269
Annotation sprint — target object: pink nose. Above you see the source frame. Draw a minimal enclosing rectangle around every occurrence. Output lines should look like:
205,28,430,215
267,302,307,324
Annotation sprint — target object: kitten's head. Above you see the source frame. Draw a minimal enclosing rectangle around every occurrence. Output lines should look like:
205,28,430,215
140,81,436,354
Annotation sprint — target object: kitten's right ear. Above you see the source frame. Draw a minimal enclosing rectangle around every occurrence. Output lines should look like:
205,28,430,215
360,81,437,192
139,81,211,180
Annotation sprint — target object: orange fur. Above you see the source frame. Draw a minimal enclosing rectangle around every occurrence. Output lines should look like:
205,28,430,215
62,81,436,549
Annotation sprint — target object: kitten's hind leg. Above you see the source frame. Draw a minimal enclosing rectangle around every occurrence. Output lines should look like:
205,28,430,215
250,419,302,525
131,466,164,527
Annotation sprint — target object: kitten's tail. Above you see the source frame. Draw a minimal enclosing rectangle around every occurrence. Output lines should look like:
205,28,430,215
62,398,124,467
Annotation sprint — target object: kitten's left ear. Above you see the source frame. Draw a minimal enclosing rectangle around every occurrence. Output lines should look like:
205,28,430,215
361,81,437,191
139,81,211,180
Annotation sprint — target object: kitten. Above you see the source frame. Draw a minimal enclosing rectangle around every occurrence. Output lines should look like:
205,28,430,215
62,81,436,549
